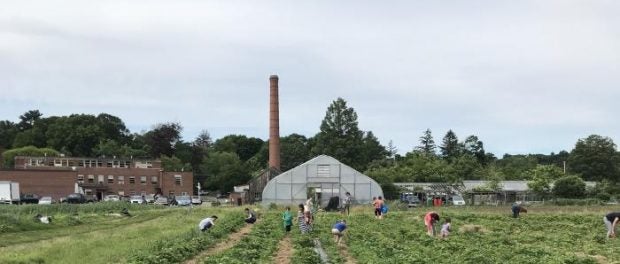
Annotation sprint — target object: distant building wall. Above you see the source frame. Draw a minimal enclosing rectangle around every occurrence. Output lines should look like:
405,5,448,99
0,170,76,200
0,156,193,200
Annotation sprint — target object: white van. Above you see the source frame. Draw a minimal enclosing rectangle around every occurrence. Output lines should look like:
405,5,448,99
451,195,466,205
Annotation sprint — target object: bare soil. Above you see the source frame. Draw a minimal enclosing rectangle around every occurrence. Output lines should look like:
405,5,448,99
338,243,357,264
272,234,292,264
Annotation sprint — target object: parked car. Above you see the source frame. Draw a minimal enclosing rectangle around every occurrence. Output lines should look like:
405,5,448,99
65,193,87,204
407,196,421,208
176,196,192,206
154,196,169,205
144,194,155,203
20,194,40,204
103,195,120,202
451,195,466,206
216,194,230,204
129,195,146,204
38,196,53,205
85,195,98,203
191,196,202,205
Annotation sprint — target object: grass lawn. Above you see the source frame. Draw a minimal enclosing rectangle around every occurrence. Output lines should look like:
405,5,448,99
0,206,233,264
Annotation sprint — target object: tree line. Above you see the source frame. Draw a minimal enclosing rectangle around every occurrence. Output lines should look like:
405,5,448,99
1,99,619,196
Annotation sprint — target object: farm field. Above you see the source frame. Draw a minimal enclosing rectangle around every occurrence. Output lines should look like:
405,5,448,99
0,204,619,264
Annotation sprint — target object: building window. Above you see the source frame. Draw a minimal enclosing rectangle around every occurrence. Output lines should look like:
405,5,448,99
118,191,125,196
151,176,158,185
118,176,125,185
98,175,104,184
168,191,175,197
140,176,147,185
135,161,153,169
88,175,95,184
317,165,330,177
107,161,113,168
129,176,135,184
107,175,114,184
77,175,84,184
175,175,182,186
85,189,93,195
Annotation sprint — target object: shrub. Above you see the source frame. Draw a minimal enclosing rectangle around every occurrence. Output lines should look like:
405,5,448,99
595,192,611,201
553,176,586,198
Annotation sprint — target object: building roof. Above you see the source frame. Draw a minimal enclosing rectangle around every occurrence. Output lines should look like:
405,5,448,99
462,180,529,192
398,180,598,193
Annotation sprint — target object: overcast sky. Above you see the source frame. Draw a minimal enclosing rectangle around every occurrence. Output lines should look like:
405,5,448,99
1,1,619,156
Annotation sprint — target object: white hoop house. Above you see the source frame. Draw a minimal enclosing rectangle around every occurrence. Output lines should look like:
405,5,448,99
261,155,383,207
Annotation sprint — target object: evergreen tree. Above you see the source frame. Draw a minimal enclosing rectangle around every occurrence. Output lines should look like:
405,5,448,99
416,129,436,156
440,130,460,161
311,98,384,171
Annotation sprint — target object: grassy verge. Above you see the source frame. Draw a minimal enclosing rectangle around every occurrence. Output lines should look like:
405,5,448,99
0,207,232,264
0,202,160,234
0,209,169,246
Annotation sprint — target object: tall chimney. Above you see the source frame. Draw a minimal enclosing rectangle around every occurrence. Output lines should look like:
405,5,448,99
269,75,281,170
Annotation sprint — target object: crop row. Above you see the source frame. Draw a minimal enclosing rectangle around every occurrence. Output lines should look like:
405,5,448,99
202,211,285,264
343,210,619,263
128,210,245,264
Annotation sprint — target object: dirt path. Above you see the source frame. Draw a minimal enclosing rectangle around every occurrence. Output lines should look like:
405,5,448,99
338,243,357,264
184,222,256,264
272,235,292,264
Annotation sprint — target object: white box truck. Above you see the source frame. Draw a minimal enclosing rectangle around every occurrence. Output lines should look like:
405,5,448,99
0,181,20,204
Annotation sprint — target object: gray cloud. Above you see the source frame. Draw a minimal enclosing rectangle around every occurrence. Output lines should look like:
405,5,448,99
1,0,619,156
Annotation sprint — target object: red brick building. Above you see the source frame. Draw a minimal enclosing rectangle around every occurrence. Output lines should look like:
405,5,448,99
0,156,194,200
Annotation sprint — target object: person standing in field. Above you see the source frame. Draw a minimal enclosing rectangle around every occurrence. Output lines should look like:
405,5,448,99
331,220,347,245
604,211,620,238
304,198,314,229
297,204,309,234
373,196,384,219
283,206,293,233
198,215,218,232
342,192,352,215
424,211,440,236
440,217,451,239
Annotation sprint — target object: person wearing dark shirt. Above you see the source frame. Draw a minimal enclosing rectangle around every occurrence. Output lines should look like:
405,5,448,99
511,202,527,218
604,212,620,238
331,220,347,245
245,208,257,224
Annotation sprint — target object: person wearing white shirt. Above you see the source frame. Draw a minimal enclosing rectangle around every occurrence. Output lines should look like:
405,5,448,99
198,215,218,231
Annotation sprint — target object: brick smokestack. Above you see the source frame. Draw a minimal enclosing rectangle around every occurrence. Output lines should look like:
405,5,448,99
269,75,281,170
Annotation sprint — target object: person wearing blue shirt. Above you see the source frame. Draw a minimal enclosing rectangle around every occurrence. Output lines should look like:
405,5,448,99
331,220,347,245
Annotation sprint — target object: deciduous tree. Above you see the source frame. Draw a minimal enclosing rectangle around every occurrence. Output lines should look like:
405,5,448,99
568,135,619,182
